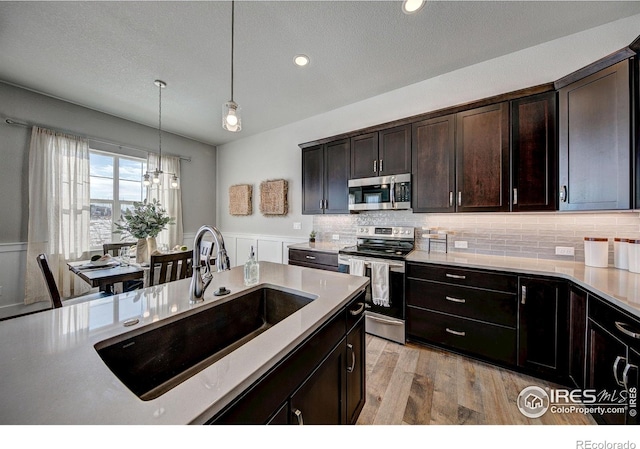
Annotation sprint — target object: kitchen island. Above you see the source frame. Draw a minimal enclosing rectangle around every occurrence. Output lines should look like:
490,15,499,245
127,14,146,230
0,262,368,424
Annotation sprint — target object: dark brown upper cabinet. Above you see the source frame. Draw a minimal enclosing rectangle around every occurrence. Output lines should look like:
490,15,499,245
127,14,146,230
302,139,350,215
456,102,510,212
350,125,411,179
510,91,558,211
412,102,513,213
412,114,456,213
557,59,631,211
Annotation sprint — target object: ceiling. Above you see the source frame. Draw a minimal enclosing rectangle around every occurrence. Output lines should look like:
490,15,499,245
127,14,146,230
1,1,640,147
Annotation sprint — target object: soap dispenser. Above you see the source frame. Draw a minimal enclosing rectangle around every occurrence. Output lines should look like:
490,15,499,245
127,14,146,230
244,246,259,286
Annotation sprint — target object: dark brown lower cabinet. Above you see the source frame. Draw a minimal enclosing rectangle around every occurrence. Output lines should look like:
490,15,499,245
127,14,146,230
290,339,346,425
208,291,365,425
517,277,568,381
587,296,640,425
569,286,588,389
346,316,366,424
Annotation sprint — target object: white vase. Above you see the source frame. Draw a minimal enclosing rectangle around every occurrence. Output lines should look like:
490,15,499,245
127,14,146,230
147,237,157,257
136,238,148,264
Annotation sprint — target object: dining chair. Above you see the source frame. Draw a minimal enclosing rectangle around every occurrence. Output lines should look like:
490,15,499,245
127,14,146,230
103,242,136,257
149,251,193,286
36,254,111,309
200,240,215,267
103,242,142,292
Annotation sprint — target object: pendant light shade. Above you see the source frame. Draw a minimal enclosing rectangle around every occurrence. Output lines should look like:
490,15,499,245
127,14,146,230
222,101,241,132
222,0,241,133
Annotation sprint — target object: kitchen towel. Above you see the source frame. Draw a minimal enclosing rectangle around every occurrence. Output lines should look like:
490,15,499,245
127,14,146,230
349,258,365,276
370,261,390,307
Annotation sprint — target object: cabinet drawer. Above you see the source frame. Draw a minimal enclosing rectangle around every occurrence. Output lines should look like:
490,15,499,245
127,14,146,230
406,279,517,328
407,306,517,365
289,249,338,269
407,263,517,293
589,296,640,352
345,293,366,333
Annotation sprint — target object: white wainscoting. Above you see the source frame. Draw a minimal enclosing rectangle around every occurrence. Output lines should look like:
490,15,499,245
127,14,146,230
220,233,308,267
0,242,28,309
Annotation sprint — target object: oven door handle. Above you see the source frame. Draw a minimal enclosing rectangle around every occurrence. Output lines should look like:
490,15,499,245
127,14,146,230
366,315,403,326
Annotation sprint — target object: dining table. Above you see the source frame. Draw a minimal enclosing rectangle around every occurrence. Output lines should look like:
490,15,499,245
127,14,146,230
67,260,145,294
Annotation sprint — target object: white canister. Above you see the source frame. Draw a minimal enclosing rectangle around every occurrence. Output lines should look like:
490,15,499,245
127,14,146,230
629,239,640,274
584,237,609,268
613,238,629,270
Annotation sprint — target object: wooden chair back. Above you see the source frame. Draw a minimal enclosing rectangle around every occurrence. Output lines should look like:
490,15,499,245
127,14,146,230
200,240,214,266
103,242,136,256
149,251,193,286
35,254,63,308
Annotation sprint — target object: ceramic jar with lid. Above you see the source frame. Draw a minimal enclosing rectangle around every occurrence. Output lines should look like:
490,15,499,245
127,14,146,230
614,238,629,270
629,239,640,274
584,237,608,268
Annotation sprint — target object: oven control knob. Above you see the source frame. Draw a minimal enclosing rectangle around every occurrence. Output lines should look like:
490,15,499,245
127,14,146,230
393,229,399,234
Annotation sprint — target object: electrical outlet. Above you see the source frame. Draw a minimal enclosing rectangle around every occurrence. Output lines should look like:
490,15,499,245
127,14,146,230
332,234,340,241
293,222,301,230
555,246,575,256
454,241,468,249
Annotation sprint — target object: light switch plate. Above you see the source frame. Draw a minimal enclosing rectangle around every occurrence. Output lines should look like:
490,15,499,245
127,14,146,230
293,222,301,230
454,241,468,249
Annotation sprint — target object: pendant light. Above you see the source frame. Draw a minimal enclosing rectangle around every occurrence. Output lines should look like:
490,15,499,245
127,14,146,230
222,0,241,132
143,79,179,188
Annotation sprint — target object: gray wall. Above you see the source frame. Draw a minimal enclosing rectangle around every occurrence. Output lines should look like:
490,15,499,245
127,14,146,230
0,81,217,243
216,14,640,240
0,82,216,307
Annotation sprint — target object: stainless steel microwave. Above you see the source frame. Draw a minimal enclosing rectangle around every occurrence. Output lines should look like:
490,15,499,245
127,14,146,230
348,173,411,211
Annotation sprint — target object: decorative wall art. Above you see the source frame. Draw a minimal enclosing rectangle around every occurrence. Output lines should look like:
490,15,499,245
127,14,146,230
228,184,252,216
260,179,288,216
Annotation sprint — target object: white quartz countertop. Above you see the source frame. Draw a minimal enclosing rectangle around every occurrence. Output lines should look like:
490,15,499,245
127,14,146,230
0,262,368,424
407,251,640,318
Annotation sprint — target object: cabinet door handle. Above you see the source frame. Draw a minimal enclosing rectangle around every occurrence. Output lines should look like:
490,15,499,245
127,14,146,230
373,160,377,173
458,191,462,207
305,255,316,260
513,188,518,205
623,363,638,391
521,285,527,305
349,302,365,316
615,321,640,339
449,191,453,207
445,296,466,304
292,408,304,425
347,343,356,373
445,273,466,280
560,185,567,203
445,328,466,337
379,159,383,172
613,356,626,387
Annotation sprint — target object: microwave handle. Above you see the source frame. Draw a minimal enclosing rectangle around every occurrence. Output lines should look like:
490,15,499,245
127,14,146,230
390,177,396,209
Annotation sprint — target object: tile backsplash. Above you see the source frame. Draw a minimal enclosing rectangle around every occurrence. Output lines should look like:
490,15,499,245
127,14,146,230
313,210,640,263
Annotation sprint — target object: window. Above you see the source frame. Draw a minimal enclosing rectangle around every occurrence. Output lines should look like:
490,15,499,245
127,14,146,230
89,150,146,249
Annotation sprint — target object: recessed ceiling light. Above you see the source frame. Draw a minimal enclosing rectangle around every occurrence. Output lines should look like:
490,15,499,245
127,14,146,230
294,54,310,67
402,0,425,14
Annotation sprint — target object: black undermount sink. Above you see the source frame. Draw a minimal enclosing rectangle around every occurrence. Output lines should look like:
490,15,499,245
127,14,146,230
95,287,314,401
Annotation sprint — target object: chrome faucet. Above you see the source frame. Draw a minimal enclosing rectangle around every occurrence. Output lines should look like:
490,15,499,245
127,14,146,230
190,225,231,303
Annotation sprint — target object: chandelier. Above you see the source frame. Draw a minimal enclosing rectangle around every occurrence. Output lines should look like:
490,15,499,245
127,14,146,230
143,80,179,188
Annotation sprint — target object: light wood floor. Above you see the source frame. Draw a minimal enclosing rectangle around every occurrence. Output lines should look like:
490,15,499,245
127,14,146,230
356,334,596,425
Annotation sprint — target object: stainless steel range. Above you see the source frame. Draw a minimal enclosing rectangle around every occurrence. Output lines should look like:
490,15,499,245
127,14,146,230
338,226,414,344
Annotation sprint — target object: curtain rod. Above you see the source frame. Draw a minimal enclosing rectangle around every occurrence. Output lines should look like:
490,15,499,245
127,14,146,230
3,117,192,162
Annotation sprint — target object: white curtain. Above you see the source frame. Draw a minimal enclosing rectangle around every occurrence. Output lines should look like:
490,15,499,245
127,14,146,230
25,127,92,304
147,153,183,249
